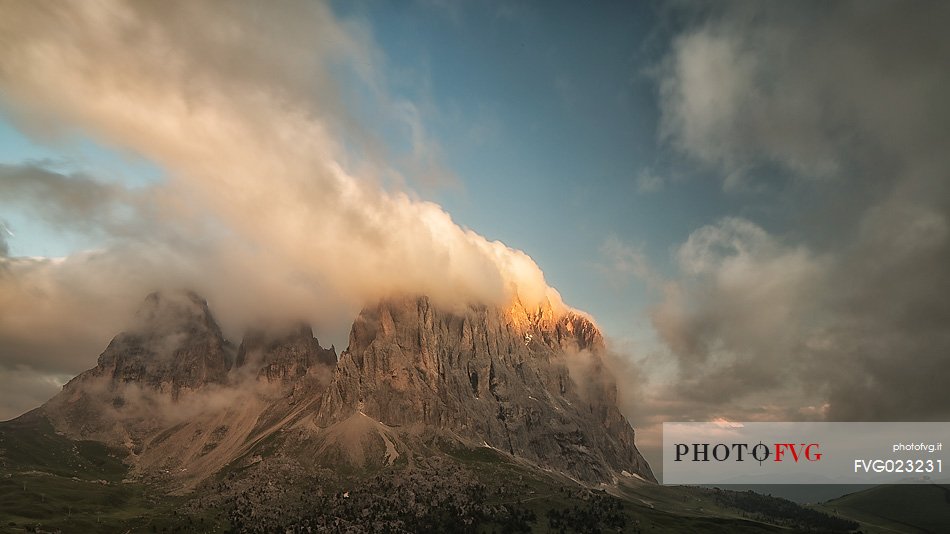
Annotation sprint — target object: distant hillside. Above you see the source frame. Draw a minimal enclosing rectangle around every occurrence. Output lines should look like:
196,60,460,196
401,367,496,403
814,484,950,533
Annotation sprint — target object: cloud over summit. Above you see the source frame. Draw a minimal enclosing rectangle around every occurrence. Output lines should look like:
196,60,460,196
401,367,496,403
1,0,947,435
0,0,563,418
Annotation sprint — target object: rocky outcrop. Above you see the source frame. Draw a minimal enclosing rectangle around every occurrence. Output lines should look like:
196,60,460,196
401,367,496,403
42,291,234,443
236,323,337,385
234,323,338,415
93,291,234,394
42,291,341,491
318,295,655,483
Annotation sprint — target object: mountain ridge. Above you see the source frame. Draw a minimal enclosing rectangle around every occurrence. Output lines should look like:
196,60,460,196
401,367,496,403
1,291,887,533
32,290,654,490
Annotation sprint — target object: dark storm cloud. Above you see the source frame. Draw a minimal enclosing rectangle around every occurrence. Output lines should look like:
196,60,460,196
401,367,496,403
659,1,950,190
819,200,950,420
647,0,950,423
0,163,136,237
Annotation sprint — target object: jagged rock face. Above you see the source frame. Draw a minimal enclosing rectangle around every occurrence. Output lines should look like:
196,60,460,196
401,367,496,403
41,291,339,491
236,323,337,385
92,291,234,394
42,291,235,445
37,290,653,489
320,296,655,483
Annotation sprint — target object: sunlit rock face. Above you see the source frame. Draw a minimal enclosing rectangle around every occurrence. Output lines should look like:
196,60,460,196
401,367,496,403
36,290,654,489
319,295,655,483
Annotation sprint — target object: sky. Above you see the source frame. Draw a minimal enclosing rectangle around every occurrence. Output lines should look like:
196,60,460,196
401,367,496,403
1,1,949,469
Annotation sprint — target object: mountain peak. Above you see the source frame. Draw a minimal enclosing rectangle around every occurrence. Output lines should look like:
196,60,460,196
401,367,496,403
133,290,221,338
67,290,234,396
235,322,337,384
40,291,653,488
320,294,655,483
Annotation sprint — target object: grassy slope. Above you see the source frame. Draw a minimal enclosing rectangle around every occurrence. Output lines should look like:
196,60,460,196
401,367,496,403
442,444,785,532
0,412,126,481
812,484,950,533
0,413,225,533
0,414,880,533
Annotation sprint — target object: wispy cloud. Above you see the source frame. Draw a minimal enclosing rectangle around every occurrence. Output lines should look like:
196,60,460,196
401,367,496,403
635,168,664,193
596,236,657,289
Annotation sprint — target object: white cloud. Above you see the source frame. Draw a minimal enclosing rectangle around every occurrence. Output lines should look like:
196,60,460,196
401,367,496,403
0,0,568,418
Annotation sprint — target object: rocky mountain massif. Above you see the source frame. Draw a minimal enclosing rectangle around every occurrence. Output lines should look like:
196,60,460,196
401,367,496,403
37,290,653,491
320,296,652,483
0,291,869,532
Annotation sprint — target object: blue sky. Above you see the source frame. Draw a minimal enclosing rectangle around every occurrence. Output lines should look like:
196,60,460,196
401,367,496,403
352,1,679,340
0,119,164,257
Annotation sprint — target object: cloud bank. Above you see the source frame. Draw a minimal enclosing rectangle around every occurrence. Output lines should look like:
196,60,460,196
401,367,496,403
0,1,563,419
642,0,950,425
